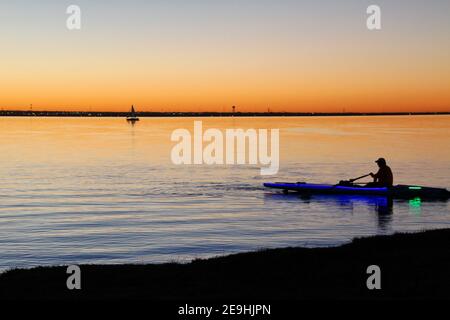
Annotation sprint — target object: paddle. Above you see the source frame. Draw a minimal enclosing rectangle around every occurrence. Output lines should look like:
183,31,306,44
336,173,371,186
349,173,371,183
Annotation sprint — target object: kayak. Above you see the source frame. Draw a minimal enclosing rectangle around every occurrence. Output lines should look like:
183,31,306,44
263,182,450,199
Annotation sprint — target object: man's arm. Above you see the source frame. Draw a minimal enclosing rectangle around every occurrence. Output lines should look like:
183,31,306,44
370,170,380,182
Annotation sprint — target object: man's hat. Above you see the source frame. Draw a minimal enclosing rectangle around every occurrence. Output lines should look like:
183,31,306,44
375,158,386,164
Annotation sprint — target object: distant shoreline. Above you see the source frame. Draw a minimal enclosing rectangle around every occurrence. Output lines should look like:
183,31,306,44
0,110,449,117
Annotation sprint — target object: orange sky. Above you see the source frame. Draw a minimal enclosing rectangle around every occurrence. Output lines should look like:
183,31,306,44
1,1,449,113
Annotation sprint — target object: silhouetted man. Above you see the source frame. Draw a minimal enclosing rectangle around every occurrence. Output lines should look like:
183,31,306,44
368,158,393,187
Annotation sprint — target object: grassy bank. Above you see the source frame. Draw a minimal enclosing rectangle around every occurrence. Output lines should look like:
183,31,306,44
1,229,450,300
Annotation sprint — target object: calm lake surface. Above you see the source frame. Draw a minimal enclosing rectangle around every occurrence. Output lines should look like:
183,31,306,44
0,116,449,270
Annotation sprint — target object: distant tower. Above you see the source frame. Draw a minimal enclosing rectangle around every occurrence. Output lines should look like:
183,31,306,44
232,106,236,114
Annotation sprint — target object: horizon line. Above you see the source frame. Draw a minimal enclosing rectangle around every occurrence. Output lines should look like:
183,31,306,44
1,110,449,118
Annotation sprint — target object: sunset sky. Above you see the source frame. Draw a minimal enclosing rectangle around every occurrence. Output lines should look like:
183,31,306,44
1,0,449,112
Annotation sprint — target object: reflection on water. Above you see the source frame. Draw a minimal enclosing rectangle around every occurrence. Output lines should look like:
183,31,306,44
409,197,422,216
265,193,396,232
375,197,393,232
0,116,449,270
263,192,448,234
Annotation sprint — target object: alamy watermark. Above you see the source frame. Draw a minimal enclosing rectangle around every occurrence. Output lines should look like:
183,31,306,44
66,265,81,290
66,5,81,30
367,5,382,30
171,121,279,175
366,265,381,290
64,4,380,31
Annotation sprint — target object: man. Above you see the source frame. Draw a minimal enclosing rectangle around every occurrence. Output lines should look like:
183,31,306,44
368,158,393,187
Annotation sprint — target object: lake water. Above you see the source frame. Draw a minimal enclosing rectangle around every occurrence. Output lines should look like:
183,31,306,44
0,116,449,270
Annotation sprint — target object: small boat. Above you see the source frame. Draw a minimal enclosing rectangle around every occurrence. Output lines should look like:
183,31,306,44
263,182,450,199
126,105,140,122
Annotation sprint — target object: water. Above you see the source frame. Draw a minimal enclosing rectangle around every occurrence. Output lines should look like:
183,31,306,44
0,116,449,270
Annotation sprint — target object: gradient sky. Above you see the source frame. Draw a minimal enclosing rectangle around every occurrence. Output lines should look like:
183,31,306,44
1,0,449,112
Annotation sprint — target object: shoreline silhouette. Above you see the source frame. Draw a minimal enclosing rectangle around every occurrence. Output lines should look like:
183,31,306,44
1,228,449,300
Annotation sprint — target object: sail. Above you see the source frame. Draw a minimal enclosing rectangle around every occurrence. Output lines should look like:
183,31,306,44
131,105,136,117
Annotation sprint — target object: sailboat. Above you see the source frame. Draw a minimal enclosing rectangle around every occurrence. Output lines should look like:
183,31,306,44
126,105,140,122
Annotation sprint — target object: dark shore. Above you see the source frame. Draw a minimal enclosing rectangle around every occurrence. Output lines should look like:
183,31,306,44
1,110,449,117
1,229,449,301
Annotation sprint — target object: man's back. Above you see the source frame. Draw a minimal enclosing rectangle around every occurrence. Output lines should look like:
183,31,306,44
375,165,393,187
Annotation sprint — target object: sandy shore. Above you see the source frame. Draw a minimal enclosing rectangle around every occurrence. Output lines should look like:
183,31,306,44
1,228,449,300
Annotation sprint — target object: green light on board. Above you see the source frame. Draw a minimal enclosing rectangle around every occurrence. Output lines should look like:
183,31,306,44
409,186,422,190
